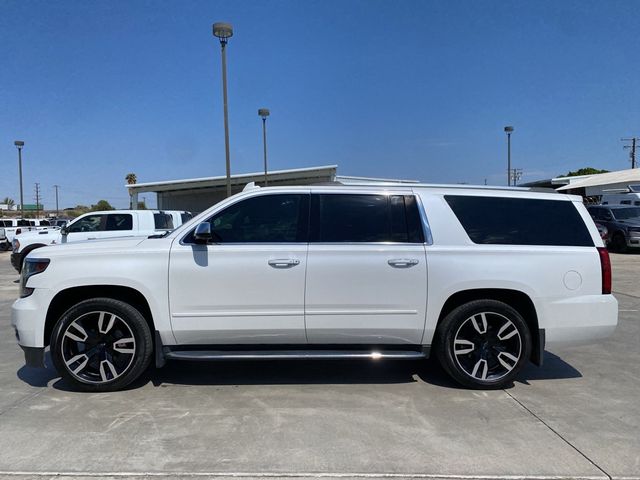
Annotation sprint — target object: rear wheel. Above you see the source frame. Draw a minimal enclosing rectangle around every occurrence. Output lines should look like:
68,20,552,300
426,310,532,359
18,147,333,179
435,299,531,389
50,298,152,392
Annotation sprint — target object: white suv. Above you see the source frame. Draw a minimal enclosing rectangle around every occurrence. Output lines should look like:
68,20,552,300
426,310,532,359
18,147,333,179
11,184,618,391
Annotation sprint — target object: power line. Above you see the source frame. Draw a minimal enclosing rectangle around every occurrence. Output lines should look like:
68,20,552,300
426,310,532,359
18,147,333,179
622,137,639,169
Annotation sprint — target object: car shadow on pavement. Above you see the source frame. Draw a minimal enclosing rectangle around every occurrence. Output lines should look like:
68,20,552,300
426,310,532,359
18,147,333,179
514,351,583,385
16,351,581,391
16,352,60,388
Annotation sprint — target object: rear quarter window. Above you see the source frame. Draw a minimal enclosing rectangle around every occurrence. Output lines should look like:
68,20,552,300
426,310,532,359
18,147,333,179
154,213,174,230
445,195,594,247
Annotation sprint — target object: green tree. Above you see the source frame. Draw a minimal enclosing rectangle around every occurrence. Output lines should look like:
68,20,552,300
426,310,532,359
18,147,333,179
2,197,15,207
564,167,610,177
125,173,137,185
90,200,114,211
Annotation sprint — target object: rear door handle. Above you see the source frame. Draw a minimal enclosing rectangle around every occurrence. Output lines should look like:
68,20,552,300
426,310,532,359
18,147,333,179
388,258,419,268
268,259,301,268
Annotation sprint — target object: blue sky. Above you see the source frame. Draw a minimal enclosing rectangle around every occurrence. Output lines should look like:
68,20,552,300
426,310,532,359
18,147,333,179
1,0,639,209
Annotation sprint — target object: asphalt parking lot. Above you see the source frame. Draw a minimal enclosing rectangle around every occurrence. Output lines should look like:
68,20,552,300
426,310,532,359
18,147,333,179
0,250,638,480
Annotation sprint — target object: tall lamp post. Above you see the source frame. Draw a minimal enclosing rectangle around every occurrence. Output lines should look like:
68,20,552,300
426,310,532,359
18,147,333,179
258,108,270,186
504,126,514,186
213,22,234,197
14,141,25,218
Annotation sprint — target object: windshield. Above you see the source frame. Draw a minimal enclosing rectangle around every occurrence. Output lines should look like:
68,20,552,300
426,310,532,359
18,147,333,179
612,208,640,220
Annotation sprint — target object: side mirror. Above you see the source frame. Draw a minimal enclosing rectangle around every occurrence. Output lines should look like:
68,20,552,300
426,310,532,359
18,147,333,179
193,222,212,244
60,226,69,236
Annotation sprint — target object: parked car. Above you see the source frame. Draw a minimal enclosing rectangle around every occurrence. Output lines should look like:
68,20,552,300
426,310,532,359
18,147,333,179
12,184,617,392
11,209,192,272
587,205,640,252
0,219,51,251
595,223,609,244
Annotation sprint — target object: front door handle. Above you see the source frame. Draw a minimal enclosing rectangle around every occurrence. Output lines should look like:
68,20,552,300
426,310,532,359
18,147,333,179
388,258,419,268
268,259,301,269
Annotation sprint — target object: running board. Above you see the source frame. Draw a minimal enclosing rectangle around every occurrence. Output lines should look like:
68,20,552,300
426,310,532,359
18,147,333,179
164,349,427,361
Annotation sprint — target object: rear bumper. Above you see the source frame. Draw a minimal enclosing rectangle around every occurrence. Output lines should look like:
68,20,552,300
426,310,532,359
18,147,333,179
542,294,618,345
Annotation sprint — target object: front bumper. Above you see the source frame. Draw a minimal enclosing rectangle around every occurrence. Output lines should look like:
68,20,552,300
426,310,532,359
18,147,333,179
627,235,640,248
12,287,53,350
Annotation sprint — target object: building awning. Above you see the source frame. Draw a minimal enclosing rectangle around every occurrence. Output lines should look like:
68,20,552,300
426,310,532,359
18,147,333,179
126,165,339,194
556,168,640,191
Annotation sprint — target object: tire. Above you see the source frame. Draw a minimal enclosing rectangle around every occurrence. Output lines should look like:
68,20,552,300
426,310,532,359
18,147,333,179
611,233,627,253
435,299,532,390
50,298,153,392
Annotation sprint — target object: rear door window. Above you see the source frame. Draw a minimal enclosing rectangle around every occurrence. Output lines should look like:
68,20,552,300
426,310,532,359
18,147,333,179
154,213,174,230
445,195,594,247
105,214,133,231
311,194,424,243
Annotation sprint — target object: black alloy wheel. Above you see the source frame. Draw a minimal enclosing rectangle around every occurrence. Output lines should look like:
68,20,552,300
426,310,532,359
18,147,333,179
436,299,531,389
51,298,152,392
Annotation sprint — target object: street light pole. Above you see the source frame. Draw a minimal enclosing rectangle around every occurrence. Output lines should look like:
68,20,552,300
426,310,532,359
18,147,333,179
504,126,514,186
14,141,25,218
54,185,60,217
258,108,270,186
213,22,234,198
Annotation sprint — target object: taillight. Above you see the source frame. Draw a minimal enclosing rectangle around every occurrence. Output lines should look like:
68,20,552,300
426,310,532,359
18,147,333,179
597,247,612,294
16,228,21,235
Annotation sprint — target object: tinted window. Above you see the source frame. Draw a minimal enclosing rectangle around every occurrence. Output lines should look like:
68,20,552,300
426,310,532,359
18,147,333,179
312,194,424,243
445,195,593,247
0,221,8,227
186,194,308,243
611,207,640,220
105,214,133,231
39,220,50,226
154,213,174,230
68,214,103,232
181,212,193,224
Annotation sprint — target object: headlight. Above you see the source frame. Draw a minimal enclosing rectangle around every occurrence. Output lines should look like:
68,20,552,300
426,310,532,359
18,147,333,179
20,258,50,298
12,239,20,253
628,227,640,234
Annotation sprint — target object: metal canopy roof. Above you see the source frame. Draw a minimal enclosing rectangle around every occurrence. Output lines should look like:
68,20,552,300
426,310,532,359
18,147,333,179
556,168,640,191
126,165,338,193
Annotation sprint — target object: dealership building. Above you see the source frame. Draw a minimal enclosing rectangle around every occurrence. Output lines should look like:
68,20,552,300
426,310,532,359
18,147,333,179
126,165,419,213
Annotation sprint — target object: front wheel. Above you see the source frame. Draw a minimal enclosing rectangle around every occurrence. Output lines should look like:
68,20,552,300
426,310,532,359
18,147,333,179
611,233,627,253
50,298,153,392
435,299,531,389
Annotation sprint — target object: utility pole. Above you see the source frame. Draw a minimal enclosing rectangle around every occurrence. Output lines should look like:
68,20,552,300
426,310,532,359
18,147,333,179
622,137,638,169
34,183,41,220
53,185,60,217
510,168,523,186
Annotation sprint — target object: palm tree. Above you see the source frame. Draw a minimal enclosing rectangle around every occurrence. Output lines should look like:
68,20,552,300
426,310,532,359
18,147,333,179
2,197,15,207
125,173,137,185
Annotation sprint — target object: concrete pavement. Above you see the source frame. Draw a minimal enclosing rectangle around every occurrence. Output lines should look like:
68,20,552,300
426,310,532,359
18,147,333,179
0,250,637,480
